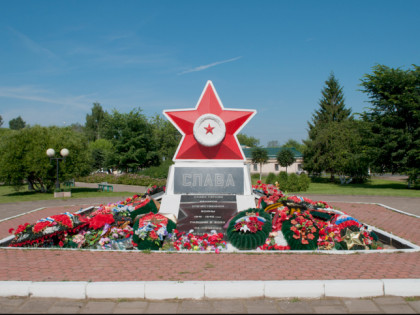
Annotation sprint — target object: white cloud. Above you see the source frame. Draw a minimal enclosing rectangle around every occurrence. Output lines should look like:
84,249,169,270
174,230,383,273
0,85,93,111
178,56,242,75
8,26,58,60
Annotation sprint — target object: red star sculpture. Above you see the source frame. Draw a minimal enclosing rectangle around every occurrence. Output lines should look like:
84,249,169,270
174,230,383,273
163,81,256,160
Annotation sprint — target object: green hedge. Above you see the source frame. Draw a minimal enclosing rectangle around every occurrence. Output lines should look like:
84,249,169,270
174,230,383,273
274,172,310,192
138,160,173,179
76,173,166,187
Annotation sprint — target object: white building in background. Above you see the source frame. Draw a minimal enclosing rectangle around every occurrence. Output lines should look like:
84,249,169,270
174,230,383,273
242,147,304,175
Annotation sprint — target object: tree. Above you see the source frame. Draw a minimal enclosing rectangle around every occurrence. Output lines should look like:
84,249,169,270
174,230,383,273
9,116,26,130
88,138,114,172
277,148,295,173
85,102,107,142
304,73,353,180
69,123,84,134
304,120,369,183
0,126,91,191
0,115,3,127
251,147,268,181
283,139,305,154
102,108,158,171
360,64,420,187
308,73,352,130
267,140,280,148
150,114,181,162
237,133,260,147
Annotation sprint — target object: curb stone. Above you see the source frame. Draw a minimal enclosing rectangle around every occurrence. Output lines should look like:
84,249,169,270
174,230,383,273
1,279,419,300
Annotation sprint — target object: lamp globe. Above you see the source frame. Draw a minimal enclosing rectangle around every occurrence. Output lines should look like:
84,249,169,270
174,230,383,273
46,148,55,157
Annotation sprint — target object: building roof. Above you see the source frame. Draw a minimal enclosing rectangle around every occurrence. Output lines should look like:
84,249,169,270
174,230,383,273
242,147,303,159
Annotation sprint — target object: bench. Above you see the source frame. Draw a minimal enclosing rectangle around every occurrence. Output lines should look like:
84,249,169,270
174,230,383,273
98,182,113,192
63,179,75,187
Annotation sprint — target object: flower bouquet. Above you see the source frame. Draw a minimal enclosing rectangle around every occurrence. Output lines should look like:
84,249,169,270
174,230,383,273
96,223,134,250
132,212,176,250
258,231,291,250
227,208,272,250
9,212,87,247
163,229,227,252
254,181,284,209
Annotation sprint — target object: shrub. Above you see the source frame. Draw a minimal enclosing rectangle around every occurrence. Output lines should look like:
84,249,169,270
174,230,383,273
265,172,276,184
298,173,311,191
277,171,288,191
138,160,173,179
287,173,300,192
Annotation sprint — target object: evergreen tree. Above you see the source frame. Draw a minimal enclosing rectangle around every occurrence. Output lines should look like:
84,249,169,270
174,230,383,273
304,73,353,180
0,115,3,127
308,73,352,134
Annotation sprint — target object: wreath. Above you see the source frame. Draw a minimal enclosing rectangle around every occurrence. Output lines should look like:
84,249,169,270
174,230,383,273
132,212,176,250
227,208,272,250
281,211,319,250
9,212,87,247
129,195,158,220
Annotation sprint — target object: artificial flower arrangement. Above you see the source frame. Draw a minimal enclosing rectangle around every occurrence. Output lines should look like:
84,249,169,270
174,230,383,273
146,185,166,196
163,229,227,252
254,181,285,209
258,231,291,250
7,185,383,252
95,223,134,250
61,203,134,250
281,211,320,250
132,212,176,250
127,195,159,220
254,184,383,251
8,212,87,247
226,208,272,250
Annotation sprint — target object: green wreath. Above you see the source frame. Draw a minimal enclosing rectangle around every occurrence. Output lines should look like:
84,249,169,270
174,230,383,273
281,212,319,250
227,208,272,250
132,213,176,250
129,197,158,220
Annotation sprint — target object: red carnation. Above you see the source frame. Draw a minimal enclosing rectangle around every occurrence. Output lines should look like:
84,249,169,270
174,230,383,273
149,231,158,240
88,213,115,230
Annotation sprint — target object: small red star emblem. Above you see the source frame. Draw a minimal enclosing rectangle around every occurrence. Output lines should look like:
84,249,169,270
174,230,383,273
204,123,215,134
163,81,256,160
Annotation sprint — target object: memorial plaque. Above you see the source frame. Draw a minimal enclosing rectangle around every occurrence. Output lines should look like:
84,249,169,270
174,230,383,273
173,167,244,195
176,195,238,236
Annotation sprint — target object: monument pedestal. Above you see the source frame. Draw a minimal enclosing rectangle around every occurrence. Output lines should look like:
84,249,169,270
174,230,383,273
159,162,256,235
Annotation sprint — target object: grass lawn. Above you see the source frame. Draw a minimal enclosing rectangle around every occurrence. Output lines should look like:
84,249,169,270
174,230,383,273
0,185,132,204
252,176,420,198
1,176,419,204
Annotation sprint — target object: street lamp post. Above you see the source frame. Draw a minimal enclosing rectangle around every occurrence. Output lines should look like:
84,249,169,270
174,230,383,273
46,148,69,190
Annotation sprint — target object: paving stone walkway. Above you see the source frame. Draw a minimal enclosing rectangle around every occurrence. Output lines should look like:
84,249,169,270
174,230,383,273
1,188,419,313
1,296,420,313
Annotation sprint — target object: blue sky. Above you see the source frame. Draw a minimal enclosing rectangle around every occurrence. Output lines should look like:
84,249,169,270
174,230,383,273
0,0,419,146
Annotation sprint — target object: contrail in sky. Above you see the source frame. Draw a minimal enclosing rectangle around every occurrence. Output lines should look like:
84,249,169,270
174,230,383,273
178,56,242,75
